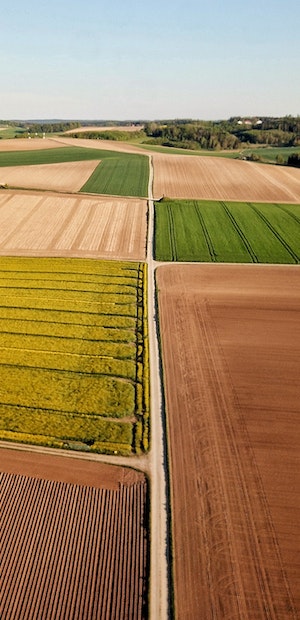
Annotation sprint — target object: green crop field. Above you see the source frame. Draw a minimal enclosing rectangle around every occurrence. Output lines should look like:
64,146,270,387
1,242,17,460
80,152,149,196
0,146,149,197
0,257,149,454
154,199,300,263
137,143,239,157
241,146,300,163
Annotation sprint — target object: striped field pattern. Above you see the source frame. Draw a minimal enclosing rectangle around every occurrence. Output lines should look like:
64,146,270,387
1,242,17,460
154,199,300,262
0,472,148,620
0,257,149,454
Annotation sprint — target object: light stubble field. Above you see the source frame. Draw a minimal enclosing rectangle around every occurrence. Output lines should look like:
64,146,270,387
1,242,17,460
0,161,99,192
0,139,66,151
157,264,300,620
0,190,147,260
152,153,300,202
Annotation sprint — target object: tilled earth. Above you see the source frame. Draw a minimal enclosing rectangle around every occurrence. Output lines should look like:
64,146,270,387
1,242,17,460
157,263,300,619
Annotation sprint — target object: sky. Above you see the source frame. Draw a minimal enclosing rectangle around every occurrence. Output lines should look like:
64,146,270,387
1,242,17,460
1,0,300,120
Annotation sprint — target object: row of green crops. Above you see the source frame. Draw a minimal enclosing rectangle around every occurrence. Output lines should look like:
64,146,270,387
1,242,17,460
0,257,149,454
154,199,300,263
0,145,149,197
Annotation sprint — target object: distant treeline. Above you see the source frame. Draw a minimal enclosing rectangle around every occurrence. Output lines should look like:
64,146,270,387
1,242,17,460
24,121,143,134
24,122,81,134
1,117,300,160
69,130,144,141
143,116,300,151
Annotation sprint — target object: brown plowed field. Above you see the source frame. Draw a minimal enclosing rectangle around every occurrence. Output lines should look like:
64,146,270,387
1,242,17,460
0,190,147,260
0,138,66,151
157,264,300,619
0,160,99,192
0,447,144,489
0,449,148,620
153,153,300,202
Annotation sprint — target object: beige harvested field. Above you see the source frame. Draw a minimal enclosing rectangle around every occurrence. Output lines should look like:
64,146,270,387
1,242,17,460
0,190,147,259
157,264,300,619
0,138,66,151
153,153,300,202
63,125,144,134
0,449,148,620
0,160,99,192
54,136,151,155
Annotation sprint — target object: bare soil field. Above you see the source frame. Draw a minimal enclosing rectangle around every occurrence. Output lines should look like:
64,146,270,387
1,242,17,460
157,264,300,619
0,160,99,192
153,153,300,202
0,190,147,260
0,448,148,619
0,447,143,489
0,138,66,151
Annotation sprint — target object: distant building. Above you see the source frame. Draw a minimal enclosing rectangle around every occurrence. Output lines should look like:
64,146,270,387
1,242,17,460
237,118,262,127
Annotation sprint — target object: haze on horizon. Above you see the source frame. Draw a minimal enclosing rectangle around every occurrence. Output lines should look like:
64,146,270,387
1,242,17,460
1,0,299,121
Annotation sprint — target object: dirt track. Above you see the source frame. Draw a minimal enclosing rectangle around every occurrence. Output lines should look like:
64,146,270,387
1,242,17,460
0,190,147,260
152,153,300,202
157,264,300,619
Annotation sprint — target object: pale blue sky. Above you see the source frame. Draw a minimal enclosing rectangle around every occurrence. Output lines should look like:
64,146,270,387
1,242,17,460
1,0,299,120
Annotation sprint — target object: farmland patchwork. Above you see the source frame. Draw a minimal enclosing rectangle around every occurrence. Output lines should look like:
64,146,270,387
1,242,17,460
0,146,149,197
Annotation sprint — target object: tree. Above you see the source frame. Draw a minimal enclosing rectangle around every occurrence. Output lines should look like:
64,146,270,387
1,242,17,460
287,153,300,168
